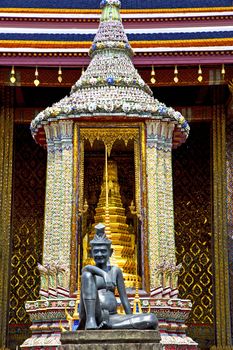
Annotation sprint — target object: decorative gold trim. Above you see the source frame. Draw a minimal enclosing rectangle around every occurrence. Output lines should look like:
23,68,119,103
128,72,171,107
0,51,232,62
51,124,63,264
141,123,150,292
43,125,55,265
70,123,78,293
146,138,158,289
79,134,84,210
1,6,232,14
71,125,85,292
59,121,74,279
80,127,139,154
78,122,143,128
78,122,149,290
0,87,14,347
134,139,141,217
212,104,232,346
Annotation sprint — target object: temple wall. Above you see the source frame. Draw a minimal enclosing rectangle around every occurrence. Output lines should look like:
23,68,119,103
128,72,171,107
226,102,233,343
212,103,232,347
173,122,214,348
0,87,14,348
8,124,46,348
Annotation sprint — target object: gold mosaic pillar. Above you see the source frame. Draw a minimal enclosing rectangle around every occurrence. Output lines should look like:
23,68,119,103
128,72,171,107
41,121,74,296
60,121,74,288
0,87,14,347
226,86,233,344
52,124,63,268
43,125,55,268
146,120,177,291
212,104,232,348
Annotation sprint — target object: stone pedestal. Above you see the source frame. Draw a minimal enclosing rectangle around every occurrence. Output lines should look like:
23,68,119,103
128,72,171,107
21,296,198,350
59,330,162,350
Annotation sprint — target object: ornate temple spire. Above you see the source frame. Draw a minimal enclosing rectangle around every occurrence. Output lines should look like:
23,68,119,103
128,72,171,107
89,0,133,57
70,0,152,97
100,0,122,22
30,0,190,147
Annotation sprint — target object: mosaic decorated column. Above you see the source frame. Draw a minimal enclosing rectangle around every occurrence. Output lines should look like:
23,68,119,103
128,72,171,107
0,86,14,347
212,104,232,348
146,120,180,294
227,85,233,344
39,121,74,298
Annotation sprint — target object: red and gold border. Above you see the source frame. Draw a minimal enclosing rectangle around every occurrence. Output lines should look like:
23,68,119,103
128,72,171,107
0,7,233,14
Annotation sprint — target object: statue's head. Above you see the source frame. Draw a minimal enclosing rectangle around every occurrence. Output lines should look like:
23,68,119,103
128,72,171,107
90,223,113,266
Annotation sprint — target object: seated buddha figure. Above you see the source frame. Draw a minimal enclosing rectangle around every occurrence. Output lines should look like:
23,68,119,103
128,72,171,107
78,223,158,330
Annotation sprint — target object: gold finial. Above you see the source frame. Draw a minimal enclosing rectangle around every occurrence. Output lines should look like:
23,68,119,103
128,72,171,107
65,307,73,321
63,268,81,330
65,307,73,331
59,319,67,333
174,65,179,84
221,63,225,78
150,65,156,84
197,64,203,82
58,66,63,83
34,66,40,86
10,66,16,84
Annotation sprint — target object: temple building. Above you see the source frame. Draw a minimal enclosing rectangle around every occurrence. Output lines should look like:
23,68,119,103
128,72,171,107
0,0,232,349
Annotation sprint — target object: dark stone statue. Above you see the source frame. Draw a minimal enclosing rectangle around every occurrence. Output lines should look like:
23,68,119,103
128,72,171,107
78,223,158,330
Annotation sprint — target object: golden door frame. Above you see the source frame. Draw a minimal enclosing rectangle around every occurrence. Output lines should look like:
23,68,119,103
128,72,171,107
70,122,149,293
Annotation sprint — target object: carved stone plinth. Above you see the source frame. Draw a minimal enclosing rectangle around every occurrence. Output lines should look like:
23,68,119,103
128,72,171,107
21,296,198,350
59,330,162,350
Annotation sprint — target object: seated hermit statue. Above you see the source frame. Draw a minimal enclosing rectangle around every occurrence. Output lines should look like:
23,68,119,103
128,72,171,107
78,223,158,330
